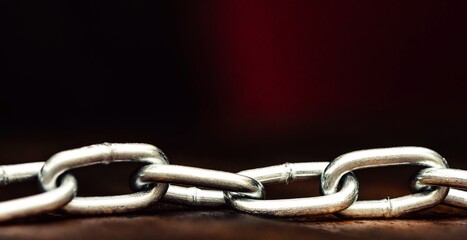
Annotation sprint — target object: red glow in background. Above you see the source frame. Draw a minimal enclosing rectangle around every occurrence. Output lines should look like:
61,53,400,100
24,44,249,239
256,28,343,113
1,0,466,160
178,1,466,130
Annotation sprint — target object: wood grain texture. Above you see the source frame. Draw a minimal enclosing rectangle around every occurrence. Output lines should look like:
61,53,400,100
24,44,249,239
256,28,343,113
0,202,466,239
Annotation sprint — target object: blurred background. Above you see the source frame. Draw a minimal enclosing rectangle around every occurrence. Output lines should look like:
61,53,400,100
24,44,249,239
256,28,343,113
0,1,466,202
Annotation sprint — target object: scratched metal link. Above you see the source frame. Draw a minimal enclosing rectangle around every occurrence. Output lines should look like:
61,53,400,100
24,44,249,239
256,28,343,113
412,168,467,208
321,147,449,218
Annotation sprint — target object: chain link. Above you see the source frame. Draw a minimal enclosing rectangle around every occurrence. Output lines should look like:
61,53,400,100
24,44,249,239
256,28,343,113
0,162,77,222
225,162,359,217
320,147,449,218
0,143,465,222
132,164,265,206
412,168,467,208
39,143,169,214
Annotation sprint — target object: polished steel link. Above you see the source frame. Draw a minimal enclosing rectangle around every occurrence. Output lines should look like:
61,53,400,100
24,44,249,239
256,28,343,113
412,168,467,208
132,164,265,206
225,162,359,217
321,147,449,218
39,143,169,214
0,162,77,222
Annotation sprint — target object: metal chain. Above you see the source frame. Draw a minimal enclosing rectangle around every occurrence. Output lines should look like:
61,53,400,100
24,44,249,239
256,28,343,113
0,143,466,222
225,162,359,217
39,143,169,214
320,147,449,218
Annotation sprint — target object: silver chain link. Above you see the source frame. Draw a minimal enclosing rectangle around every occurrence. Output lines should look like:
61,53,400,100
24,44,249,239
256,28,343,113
320,147,450,218
0,143,466,222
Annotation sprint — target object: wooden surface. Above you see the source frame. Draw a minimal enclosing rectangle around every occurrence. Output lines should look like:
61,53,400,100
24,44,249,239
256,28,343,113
0,206,466,239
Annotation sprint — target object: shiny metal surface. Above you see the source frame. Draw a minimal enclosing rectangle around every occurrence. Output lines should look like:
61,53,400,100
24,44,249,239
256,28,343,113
133,164,265,206
39,143,169,214
0,162,77,222
225,162,359,217
0,143,465,222
163,186,226,207
413,168,467,208
321,147,449,218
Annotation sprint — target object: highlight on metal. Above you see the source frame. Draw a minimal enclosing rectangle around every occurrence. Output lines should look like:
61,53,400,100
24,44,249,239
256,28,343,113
0,143,465,222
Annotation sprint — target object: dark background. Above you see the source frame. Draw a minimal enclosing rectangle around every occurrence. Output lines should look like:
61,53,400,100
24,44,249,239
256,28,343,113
1,1,467,239
0,0,467,203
